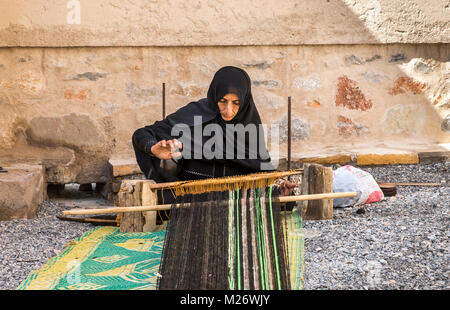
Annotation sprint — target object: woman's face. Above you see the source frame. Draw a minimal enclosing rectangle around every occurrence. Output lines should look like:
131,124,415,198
217,93,240,121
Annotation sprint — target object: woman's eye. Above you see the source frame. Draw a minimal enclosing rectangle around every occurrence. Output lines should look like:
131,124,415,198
233,101,240,106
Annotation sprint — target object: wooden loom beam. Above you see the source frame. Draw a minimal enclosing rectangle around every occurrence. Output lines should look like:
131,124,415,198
62,166,337,232
62,191,357,216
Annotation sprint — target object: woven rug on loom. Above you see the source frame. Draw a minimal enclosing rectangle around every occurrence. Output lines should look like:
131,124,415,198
18,205,303,290
158,187,305,290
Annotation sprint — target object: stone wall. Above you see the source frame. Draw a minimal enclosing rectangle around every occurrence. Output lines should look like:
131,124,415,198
0,1,449,184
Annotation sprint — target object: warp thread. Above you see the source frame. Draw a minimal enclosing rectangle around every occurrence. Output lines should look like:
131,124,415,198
157,186,290,290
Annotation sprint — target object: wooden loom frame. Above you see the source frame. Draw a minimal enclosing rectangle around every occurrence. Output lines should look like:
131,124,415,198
63,164,356,232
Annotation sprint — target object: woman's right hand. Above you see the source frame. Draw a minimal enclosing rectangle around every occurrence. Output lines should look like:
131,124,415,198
150,139,183,160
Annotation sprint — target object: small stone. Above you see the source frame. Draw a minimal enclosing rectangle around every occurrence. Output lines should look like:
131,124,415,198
389,53,407,63
356,208,365,214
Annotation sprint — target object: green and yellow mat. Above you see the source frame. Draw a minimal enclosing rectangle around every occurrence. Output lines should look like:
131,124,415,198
17,210,304,290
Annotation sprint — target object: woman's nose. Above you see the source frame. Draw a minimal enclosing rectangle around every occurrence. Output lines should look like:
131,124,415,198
225,103,234,114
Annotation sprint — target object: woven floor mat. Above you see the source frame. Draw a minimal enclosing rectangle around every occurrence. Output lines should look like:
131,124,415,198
18,210,303,290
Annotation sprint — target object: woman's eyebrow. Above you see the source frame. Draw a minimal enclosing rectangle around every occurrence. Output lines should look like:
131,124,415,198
220,98,240,101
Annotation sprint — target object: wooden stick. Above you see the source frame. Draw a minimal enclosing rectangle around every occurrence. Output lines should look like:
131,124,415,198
62,192,357,216
378,182,443,187
56,215,117,224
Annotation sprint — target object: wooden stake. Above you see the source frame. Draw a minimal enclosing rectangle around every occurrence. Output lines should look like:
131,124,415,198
300,163,310,217
141,181,157,232
304,164,334,220
119,181,145,232
62,192,357,216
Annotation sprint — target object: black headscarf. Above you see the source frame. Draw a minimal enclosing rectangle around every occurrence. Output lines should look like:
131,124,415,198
207,66,257,124
134,66,273,182
207,66,272,170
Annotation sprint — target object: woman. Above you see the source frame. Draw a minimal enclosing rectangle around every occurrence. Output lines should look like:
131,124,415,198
132,66,295,204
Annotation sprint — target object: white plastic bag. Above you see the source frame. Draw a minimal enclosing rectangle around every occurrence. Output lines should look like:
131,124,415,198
333,165,384,207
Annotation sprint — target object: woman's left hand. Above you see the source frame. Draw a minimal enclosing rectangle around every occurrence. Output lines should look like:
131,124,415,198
280,180,296,196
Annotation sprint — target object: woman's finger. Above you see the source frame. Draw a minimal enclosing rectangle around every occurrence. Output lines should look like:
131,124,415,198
175,139,183,150
173,139,182,149
172,151,182,159
284,181,296,188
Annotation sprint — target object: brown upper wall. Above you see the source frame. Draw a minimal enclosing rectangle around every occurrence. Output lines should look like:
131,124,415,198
0,0,449,47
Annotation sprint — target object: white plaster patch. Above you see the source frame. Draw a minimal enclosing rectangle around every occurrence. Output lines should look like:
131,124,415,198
382,104,425,135
46,59,68,69
293,73,322,91
273,115,312,142
192,58,219,76
125,82,158,107
404,58,439,75
256,93,284,109
100,102,120,114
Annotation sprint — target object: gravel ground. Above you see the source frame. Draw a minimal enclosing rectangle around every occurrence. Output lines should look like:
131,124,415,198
0,200,98,290
0,163,448,290
303,163,449,290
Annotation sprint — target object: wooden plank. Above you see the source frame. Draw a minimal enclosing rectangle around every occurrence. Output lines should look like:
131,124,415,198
418,151,449,164
108,158,142,178
304,164,333,220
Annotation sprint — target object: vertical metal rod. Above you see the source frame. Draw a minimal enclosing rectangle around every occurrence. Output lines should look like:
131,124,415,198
162,82,166,118
287,96,292,171
162,82,166,170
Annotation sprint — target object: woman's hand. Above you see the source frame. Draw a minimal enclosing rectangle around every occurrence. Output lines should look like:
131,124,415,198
279,180,296,196
150,139,183,160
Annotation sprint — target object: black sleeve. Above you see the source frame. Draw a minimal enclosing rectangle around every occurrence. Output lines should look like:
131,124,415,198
132,127,159,155
132,113,178,155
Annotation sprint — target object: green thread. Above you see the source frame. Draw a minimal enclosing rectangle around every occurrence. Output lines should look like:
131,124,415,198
229,187,291,290
268,185,282,290
228,190,235,290
236,188,241,290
